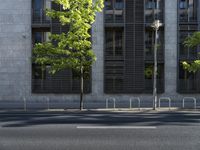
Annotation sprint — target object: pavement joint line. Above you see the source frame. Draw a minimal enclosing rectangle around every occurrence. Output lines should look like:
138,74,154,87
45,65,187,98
76,126,157,129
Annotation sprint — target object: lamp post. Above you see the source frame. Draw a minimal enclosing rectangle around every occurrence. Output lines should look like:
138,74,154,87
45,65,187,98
151,20,162,110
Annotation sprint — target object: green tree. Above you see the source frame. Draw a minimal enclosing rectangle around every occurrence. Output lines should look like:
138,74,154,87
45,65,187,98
182,32,200,73
33,0,104,110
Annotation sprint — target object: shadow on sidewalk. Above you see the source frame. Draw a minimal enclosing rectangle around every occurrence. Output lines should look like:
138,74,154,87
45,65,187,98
0,110,199,127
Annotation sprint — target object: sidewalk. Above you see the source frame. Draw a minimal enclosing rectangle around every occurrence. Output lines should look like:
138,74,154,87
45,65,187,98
0,107,199,114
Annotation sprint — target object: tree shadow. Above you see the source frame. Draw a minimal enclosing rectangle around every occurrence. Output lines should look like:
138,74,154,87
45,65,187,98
0,110,200,128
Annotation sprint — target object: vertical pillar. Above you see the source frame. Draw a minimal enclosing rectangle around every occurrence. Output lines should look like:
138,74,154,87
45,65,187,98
0,0,32,101
164,0,178,95
91,12,104,98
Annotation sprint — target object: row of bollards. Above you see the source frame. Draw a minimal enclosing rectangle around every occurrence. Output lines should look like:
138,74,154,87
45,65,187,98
105,97,197,110
14,96,198,111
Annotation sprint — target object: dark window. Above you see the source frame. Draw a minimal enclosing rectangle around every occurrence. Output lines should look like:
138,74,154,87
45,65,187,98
105,0,114,22
179,0,197,22
32,31,50,45
34,32,42,43
144,63,164,93
105,0,124,23
145,29,164,59
179,31,198,59
105,28,124,57
114,0,124,23
145,30,154,57
32,0,51,24
145,0,156,9
104,61,124,93
145,0,164,23
180,0,188,9
178,63,200,93
33,0,43,11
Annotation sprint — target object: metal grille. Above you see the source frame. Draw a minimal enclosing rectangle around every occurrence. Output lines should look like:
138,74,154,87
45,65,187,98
177,0,200,93
124,0,145,93
104,0,165,93
104,0,146,93
32,9,51,25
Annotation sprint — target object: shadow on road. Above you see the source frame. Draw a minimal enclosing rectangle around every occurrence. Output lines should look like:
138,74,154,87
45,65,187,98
0,110,199,127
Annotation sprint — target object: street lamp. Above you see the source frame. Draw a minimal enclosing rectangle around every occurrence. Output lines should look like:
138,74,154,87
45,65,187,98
151,20,162,110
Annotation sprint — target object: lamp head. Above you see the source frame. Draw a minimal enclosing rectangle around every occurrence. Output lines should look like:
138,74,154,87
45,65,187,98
151,20,163,30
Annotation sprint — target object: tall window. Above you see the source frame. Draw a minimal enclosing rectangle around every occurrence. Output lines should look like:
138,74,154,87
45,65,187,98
144,63,164,93
145,29,164,59
32,31,50,91
178,63,200,93
105,28,124,57
179,0,197,22
179,31,198,59
105,0,124,23
32,0,51,23
145,0,163,23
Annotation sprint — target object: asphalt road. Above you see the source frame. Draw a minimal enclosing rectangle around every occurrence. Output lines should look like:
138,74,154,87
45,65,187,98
0,111,199,150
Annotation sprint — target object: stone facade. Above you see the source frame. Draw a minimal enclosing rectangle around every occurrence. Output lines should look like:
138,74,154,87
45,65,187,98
0,0,32,101
0,0,199,109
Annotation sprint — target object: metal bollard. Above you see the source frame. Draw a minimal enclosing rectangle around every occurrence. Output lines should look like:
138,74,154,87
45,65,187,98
46,97,50,110
23,97,27,111
106,98,116,109
183,97,196,110
129,97,141,110
158,97,171,110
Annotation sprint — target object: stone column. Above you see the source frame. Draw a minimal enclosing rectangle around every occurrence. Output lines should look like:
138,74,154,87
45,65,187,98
91,12,104,99
164,0,178,95
0,0,32,101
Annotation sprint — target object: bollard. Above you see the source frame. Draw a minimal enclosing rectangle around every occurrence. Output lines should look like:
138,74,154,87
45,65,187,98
106,98,116,109
158,97,171,110
129,97,141,110
46,97,50,110
23,97,27,111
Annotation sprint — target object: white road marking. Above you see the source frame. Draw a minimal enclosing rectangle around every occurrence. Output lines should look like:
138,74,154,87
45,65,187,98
76,126,157,129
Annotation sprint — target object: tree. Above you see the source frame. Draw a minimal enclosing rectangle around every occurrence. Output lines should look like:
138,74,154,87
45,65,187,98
33,0,104,110
182,32,200,73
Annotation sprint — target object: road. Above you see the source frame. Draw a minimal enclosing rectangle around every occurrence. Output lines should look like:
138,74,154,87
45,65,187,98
0,111,199,150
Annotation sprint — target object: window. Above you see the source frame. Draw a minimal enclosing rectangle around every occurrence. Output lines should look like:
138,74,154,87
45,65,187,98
179,0,197,22
180,0,187,9
105,28,124,57
32,32,50,45
145,0,156,9
179,31,198,59
104,62,124,93
145,29,164,58
32,0,51,23
144,63,164,93
178,30,200,93
105,0,124,23
145,30,154,57
33,0,43,11
178,63,200,93
145,0,163,23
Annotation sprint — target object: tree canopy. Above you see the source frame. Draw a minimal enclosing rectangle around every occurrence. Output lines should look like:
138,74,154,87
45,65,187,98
33,0,104,110
33,0,104,74
182,32,200,73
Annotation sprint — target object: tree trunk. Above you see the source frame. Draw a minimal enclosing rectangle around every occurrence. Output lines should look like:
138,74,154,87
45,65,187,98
80,66,84,110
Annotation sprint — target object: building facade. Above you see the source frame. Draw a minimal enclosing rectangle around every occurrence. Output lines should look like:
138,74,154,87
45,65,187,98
0,0,200,108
